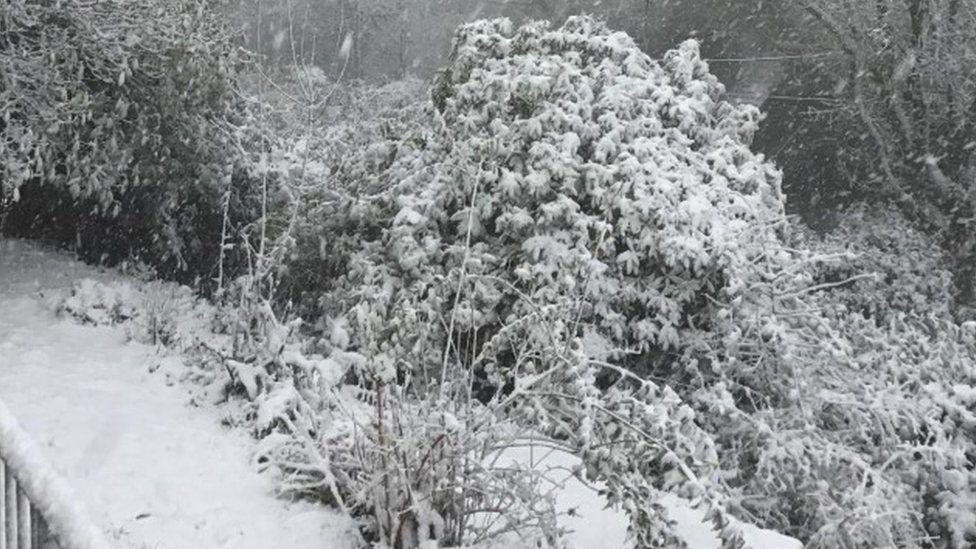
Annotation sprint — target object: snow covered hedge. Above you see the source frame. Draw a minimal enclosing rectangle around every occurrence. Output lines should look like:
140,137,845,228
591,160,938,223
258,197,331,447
21,9,976,548
0,0,257,280
333,15,785,374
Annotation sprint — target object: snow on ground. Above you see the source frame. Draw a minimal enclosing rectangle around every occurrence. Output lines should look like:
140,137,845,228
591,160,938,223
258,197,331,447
0,239,359,549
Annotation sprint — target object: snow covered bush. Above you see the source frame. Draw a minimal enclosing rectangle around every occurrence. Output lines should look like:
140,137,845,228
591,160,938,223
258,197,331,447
250,75,429,314
329,15,786,380
56,278,215,348
310,15,790,547
687,215,976,548
57,279,142,327
0,0,256,279
316,24,976,545
803,206,954,322
339,287,741,548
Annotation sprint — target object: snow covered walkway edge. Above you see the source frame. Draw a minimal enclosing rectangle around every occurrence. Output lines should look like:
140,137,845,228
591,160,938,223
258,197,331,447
0,396,112,549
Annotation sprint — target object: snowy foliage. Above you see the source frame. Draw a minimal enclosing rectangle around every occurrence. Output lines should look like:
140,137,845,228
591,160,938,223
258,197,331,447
57,278,216,348
688,214,976,548
251,75,429,311
0,0,255,277
803,206,954,321
339,16,784,361
305,16,794,547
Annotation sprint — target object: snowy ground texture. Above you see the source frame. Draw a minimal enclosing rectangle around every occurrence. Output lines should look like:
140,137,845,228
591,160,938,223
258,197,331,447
0,239,801,549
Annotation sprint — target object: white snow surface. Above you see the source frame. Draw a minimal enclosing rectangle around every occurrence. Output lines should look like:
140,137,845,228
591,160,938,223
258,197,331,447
0,239,359,549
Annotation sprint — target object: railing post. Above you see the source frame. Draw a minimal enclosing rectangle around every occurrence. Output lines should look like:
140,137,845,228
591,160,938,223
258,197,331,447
30,507,40,549
4,469,16,549
0,459,6,549
17,488,30,549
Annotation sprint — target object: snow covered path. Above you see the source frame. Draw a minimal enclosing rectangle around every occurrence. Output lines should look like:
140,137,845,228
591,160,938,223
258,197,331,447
0,240,358,549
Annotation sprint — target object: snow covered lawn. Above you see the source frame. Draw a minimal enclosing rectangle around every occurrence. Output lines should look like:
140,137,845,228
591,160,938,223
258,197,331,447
0,239,359,549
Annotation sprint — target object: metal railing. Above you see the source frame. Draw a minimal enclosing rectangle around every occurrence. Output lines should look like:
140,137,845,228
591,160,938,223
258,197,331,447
1,459,49,549
0,398,111,549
